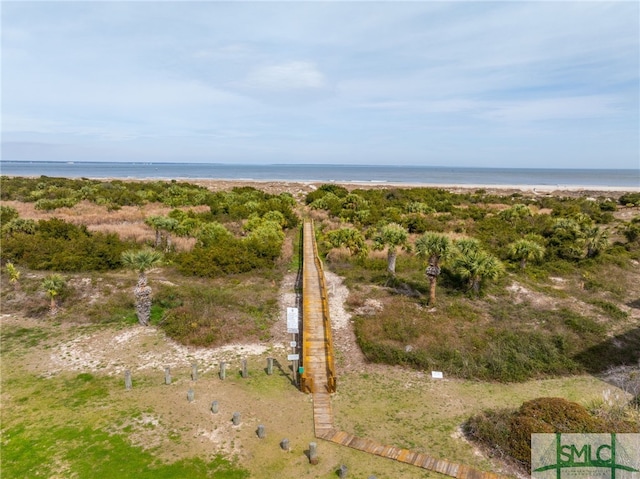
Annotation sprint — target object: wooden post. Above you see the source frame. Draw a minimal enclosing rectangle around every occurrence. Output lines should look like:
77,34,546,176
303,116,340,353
191,363,198,381
267,357,273,375
280,438,290,451
211,400,219,414
292,332,298,385
232,412,241,426
308,442,318,465
164,367,171,385
219,362,226,380
241,359,248,378
187,388,194,402
338,465,348,478
124,370,132,390
257,425,265,439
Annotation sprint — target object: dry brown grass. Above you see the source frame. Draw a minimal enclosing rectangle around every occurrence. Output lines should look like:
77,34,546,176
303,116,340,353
87,223,153,244
3,200,209,225
2,200,209,251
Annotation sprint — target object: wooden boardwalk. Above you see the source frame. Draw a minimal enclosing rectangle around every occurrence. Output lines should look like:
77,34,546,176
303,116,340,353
300,219,337,397
300,219,509,479
318,428,506,479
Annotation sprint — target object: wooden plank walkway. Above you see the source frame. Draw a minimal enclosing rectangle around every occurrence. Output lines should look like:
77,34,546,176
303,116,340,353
318,428,506,479
301,220,331,395
301,219,509,479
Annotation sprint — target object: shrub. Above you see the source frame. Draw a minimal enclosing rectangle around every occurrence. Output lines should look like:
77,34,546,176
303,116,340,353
465,397,639,472
175,237,269,277
305,184,349,204
619,193,640,206
34,197,79,211
1,218,133,271
622,221,640,243
0,205,19,224
0,176,215,209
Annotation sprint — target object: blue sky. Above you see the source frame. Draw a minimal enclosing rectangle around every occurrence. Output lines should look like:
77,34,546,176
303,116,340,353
2,1,639,169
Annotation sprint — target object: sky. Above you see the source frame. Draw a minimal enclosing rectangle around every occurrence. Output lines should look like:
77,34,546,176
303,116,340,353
1,1,639,169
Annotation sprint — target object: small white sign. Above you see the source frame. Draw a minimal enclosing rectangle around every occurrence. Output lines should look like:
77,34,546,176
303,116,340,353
431,371,444,379
287,307,299,333
290,341,297,347
287,354,299,361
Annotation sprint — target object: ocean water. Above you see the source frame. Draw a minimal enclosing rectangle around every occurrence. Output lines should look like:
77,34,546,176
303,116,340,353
1,161,638,188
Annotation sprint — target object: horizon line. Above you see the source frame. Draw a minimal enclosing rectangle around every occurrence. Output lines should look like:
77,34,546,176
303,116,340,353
2,160,638,172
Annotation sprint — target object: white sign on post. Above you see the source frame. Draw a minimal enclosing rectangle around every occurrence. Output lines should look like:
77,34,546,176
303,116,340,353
287,307,299,333
287,354,299,361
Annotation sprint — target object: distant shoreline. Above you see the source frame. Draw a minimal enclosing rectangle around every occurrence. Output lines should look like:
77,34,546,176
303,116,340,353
2,161,638,190
111,177,640,199
3,174,639,198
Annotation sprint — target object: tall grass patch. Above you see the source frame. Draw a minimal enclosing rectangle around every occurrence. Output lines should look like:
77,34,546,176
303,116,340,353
354,292,620,381
156,278,279,346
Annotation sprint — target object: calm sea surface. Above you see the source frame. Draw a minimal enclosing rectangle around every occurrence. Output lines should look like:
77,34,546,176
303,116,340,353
1,161,638,188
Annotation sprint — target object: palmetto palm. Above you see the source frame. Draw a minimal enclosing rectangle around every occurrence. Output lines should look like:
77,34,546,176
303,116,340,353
326,228,368,258
145,216,179,251
499,203,532,221
508,239,546,269
415,232,452,305
373,223,410,275
452,249,504,297
549,217,586,260
454,238,481,256
551,217,583,241
42,274,66,315
584,226,609,258
121,249,163,326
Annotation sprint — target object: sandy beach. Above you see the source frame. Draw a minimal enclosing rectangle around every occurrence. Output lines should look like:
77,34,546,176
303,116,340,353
179,178,640,199
4,173,638,200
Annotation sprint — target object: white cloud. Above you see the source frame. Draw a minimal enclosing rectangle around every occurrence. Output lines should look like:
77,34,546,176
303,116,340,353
481,95,624,123
244,61,326,91
191,43,254,60
3,72,253,116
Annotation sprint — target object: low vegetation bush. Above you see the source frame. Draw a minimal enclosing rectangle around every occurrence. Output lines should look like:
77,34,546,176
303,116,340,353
2,218,135,271
619,192,640,206
0,176,212,209
0,205,19,223
174,235,276,277
208,187,298,229
464,397,640,472
34,197,80,210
